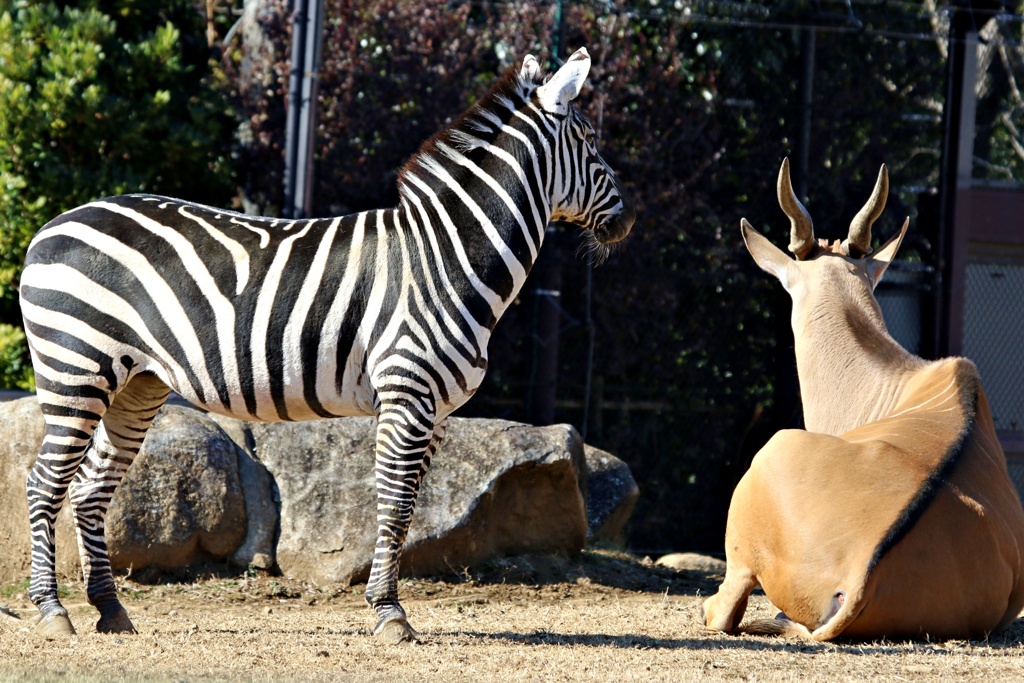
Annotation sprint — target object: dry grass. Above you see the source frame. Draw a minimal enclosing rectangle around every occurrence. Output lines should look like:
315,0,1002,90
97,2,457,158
1,550,1022,683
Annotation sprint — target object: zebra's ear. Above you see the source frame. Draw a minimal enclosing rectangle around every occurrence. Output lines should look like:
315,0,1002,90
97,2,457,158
520,54,543,82
537,47,590,115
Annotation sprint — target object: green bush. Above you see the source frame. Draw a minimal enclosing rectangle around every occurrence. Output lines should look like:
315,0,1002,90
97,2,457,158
0,1,236,311
0,323,33,391
0,0,237,387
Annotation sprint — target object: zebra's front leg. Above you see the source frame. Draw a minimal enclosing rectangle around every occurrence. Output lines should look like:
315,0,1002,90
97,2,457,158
366,415,448,643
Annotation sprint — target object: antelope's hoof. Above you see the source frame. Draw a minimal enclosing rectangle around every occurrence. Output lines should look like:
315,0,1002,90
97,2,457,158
374,616,419,644
97,610,137,634
36,613,76,638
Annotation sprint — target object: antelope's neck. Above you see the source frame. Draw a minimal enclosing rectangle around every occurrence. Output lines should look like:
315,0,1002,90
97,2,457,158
794,302,926,436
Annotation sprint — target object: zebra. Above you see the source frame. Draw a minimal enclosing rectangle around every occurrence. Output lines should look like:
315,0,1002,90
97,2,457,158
19,47,634,642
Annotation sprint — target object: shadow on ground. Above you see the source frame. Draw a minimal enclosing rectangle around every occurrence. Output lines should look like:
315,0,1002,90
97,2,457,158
435,548,724,596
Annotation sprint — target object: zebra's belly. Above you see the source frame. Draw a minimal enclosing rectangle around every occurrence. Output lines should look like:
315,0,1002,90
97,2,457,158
155,360,380,423
140,334,488,423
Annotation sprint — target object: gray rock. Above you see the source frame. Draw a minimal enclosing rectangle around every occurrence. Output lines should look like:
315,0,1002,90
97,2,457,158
584,445,639,546
246,417,589,585
208,415,279,570
655,552,727,575
106,407,247,571
0,400,248,581
2,397,605,586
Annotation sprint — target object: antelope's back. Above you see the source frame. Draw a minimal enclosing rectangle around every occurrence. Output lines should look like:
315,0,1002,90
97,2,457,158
733,358,1024,639
847,364,1024,638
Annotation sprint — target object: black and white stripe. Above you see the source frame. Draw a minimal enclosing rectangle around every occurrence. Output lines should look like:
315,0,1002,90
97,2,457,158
20,47,634,640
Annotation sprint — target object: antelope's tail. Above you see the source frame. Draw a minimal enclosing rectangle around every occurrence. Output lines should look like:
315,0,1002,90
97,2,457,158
738,616,813,639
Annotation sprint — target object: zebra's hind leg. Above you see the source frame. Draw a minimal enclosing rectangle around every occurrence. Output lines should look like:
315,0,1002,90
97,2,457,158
366,413,448,643
69,372,170,634
27,388,112,637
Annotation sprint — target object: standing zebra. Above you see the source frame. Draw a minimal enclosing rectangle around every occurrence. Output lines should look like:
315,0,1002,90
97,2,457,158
19,47,634,642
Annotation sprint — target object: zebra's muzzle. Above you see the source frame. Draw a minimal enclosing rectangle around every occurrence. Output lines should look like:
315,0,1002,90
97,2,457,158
595,198,635,245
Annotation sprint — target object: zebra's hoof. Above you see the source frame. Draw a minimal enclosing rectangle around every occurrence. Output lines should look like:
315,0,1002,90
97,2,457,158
97,609,137,634
36,613,76,638
374,616,419,644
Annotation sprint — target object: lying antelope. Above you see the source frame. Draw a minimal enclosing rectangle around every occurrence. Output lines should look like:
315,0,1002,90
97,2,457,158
702,159,1024,641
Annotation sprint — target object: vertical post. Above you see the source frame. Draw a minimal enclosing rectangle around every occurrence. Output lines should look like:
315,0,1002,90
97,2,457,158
935,2,978,357
770,25,816,432
526,1,567,426
553,0,565,63
794,26,815,202
283,0,324,219
526,228,562,426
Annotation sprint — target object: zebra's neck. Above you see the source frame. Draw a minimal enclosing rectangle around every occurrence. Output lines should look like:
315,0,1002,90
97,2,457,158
395,135,552,330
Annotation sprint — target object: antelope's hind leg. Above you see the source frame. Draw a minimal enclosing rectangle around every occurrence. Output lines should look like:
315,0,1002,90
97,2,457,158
365,412,448,643
68,373,170,634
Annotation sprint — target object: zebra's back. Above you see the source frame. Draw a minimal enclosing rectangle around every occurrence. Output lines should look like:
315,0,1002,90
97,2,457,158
21,194,406,421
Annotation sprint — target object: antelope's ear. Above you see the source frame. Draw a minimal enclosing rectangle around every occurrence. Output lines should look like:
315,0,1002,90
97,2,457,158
520,54,543,82
537,47,590,115
742,218,795,289
865,217,909,289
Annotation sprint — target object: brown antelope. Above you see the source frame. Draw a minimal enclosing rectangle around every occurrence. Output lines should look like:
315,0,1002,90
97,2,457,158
702,159,1024,641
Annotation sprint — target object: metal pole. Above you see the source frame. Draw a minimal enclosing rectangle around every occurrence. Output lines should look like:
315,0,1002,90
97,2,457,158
283,0,324,219
526,0,568,425
935,1,974,358
795,27,815,202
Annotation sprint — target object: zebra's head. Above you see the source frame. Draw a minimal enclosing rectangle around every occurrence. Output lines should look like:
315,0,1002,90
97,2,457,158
402,47,634,264
524,48,635,259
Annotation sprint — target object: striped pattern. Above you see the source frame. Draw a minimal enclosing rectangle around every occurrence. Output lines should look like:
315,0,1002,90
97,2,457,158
19,48,634,638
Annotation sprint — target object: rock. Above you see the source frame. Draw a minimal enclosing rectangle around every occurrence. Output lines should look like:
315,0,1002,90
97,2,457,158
655,552,727,575
0,397,80,581
584,445,639,546
0,400,248,581
246,417,589,585
207,414,279,570
106,407,247,571
2,396,609,586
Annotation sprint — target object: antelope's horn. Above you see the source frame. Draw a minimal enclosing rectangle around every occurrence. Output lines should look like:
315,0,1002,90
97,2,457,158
777,158,815,260
843,164,888,258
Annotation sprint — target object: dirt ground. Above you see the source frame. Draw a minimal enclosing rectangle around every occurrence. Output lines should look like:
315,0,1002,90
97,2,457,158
1,550,1022,683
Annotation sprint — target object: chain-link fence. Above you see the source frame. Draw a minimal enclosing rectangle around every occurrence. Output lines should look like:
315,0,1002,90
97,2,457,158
964,262,1024,436
876,262,933,357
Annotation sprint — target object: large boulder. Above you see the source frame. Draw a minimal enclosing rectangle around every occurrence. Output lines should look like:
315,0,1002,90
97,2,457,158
240,417,589,585
584,445,639,546
106,406,248,572
0,400,250,582
1,397,629,585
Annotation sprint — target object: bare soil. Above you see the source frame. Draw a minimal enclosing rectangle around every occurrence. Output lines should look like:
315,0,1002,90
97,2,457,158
1,550,1022,683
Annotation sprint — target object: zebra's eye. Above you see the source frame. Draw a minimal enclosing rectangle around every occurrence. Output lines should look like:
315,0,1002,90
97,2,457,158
584,132,595,144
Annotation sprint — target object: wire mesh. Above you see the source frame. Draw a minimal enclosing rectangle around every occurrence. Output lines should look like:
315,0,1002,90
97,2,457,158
963,262,1024,436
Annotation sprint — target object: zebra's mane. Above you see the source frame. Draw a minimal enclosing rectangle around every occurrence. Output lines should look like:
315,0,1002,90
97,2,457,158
396,64,541,193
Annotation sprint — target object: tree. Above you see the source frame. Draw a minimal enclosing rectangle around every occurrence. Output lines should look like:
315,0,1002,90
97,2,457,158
0,1,237,387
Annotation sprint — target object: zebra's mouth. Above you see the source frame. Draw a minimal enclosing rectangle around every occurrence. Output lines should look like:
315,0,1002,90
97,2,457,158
594,213,633,245
593,197,636,246
577,227,614,265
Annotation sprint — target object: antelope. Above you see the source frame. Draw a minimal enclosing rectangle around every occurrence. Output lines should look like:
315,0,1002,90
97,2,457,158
701,159,1024,641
